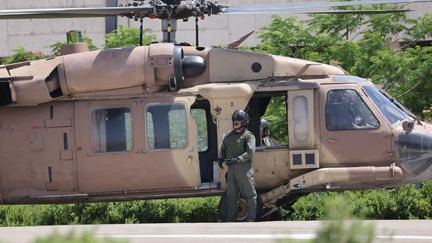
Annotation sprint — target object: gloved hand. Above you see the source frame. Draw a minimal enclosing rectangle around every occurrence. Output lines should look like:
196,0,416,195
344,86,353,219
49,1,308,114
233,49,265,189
217,158,224,169
226,157,240,166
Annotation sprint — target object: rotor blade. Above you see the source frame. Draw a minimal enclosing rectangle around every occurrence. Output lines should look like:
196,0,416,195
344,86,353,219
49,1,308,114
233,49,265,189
0,6,154,19
224,9,411,15
307,9,411,14
222,0,432,14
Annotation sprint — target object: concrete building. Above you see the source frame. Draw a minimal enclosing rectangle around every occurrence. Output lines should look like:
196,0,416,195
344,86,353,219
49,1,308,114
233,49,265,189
0,0,431,57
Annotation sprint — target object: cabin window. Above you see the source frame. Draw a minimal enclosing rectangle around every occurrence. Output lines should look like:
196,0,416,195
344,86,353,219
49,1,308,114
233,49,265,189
191,108,208,152
326,89,380,131
146,103,188,150
91,107,132,153
293,96,309,142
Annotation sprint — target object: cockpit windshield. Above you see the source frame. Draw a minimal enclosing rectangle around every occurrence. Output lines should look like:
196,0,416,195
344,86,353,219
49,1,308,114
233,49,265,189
363,86,410,124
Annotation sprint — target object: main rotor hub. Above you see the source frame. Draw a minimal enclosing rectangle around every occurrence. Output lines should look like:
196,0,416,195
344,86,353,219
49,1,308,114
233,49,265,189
126,0,226,20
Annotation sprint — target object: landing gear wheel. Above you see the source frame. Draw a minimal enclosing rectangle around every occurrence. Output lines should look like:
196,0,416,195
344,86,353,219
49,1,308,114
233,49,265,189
265,207,284,221
218,192,263,222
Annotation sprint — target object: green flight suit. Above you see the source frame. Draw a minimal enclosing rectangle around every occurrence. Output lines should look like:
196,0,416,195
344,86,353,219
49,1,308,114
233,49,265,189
219,129,257,222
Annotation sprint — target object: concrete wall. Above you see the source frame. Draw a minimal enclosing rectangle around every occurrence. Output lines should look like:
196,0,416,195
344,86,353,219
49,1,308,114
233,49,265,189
0,0,431,57
0,0,106,57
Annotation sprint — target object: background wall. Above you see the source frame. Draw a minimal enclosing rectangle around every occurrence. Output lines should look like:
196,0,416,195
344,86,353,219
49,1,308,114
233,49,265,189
0,0,106,57
0,0,431,56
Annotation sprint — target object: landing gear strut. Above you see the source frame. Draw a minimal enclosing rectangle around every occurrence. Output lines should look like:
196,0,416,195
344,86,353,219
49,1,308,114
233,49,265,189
218,192,263,222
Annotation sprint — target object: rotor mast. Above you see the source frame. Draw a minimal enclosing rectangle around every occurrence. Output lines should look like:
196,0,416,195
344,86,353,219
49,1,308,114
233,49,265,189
162,19,177,43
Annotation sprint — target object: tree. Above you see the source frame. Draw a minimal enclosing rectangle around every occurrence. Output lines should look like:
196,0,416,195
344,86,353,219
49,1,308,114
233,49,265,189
257,5,432,116
105,25,156,49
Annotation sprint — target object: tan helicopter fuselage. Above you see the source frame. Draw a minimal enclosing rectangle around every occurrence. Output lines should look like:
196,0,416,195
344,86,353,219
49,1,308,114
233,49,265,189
0,43,431,207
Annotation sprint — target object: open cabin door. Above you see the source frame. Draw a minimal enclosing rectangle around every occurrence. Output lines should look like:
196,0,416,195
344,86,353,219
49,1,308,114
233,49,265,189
244,89,317,190
74,96,201,194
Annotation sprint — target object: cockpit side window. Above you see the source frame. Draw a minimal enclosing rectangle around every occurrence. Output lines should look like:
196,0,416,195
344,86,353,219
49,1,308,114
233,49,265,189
326,89,380,131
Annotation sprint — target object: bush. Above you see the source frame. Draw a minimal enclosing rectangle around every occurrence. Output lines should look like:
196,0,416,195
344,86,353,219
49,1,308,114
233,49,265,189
313,197,375,243
289,193,326,220
280,196,376,243
287,182,432,220
0,197,220,226
0,47,46,64
0,183,430,225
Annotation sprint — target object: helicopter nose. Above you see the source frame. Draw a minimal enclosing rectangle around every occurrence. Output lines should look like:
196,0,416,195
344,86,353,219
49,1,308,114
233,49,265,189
396,127,432,182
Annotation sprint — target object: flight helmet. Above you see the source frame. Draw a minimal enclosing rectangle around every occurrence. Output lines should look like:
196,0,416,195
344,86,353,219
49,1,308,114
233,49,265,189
232,109,249,128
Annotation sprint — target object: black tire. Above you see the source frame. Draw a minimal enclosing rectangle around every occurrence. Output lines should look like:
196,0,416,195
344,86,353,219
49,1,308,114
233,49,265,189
218,192,263,222
266,207,284,221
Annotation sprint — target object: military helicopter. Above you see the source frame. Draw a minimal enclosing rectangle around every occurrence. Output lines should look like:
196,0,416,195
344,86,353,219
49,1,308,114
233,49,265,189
0,0,432,222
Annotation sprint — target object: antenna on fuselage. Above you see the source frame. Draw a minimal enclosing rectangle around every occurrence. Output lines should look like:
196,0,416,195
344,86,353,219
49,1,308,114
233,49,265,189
295,64,319,78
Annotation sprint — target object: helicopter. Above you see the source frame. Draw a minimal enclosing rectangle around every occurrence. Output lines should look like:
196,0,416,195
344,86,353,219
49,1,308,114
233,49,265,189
0,0,432,222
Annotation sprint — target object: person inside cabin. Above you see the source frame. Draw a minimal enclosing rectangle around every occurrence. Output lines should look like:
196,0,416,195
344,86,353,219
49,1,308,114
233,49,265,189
260,117,273,146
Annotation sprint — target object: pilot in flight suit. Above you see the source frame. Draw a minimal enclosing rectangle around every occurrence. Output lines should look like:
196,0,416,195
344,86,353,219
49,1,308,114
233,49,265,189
218,109,257,222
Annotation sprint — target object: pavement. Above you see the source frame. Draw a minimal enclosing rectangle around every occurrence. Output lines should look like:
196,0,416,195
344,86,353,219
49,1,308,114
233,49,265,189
0,220,431,243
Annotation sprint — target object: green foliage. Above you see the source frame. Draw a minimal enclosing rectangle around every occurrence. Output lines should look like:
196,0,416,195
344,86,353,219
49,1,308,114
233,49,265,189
256,8,432,115
0,47,46,64
407,13,432,40
422,106,432,122
258,16,309,58
288,182,432,220
2,26,153,64
263,96,289,144
33,230,127,243
420,181,432,206
0,183,430,226
386,46,432,113
49,37,99,56
0,197,219,226
105,25,156,49
280,196,376,243
0,35,98,64
312,197,375,243
168,109,188,149
289,193,326,220
191,109,209,152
